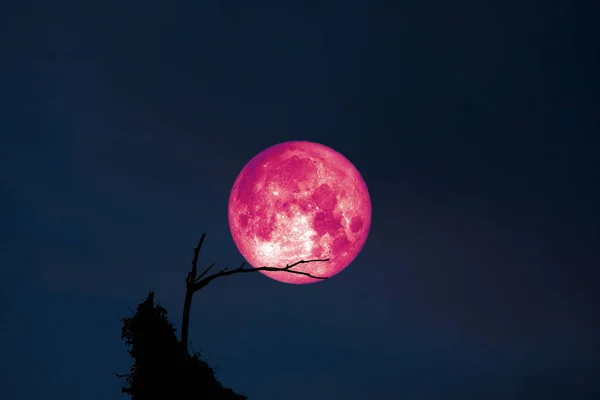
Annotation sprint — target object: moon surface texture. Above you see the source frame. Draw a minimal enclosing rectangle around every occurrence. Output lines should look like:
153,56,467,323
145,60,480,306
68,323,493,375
228,141,371,284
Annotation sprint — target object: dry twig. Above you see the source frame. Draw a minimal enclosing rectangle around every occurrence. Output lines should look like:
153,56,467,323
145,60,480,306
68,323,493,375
181,233,329,352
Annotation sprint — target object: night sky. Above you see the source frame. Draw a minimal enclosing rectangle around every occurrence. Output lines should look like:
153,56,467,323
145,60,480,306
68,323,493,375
2,1,599,399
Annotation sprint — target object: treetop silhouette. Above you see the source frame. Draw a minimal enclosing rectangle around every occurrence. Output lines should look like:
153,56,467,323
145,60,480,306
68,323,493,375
118,234,329,399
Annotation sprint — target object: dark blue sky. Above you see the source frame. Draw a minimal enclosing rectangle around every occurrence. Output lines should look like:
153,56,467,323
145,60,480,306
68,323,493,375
2,0,599,399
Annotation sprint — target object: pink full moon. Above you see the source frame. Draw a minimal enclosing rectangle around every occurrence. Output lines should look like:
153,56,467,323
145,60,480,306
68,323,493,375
228,141,372,284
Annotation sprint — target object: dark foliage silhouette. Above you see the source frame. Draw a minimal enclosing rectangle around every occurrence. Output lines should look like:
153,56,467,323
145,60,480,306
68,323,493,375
118,291,247,400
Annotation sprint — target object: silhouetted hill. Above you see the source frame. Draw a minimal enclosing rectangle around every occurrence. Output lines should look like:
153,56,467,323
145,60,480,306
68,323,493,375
118,291,247,400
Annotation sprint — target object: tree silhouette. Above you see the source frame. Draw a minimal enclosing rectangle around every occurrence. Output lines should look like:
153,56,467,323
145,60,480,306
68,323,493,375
118,291,247,400
181,233,329,352
117,234,329,399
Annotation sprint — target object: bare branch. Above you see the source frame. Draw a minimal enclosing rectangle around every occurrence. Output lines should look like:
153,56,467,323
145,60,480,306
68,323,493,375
191,234,206,274
191,258,329,293
181,233,207,352
180,233,329,353
195,262,215,282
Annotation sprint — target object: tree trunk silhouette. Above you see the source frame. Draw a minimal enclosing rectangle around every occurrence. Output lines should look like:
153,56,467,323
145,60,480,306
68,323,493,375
181,234,206,353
